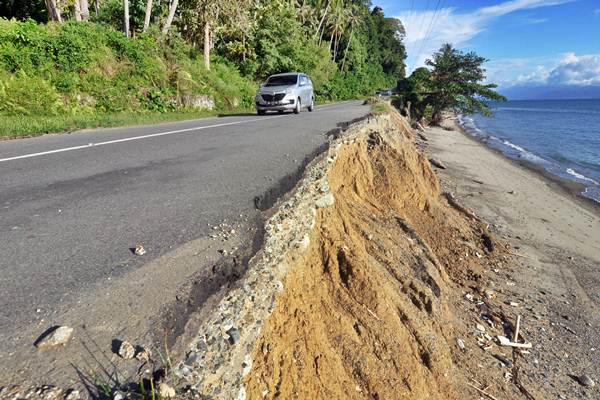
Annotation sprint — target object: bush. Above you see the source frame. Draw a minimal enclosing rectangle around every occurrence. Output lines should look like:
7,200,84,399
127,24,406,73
0,18,257,120
0,70,63,115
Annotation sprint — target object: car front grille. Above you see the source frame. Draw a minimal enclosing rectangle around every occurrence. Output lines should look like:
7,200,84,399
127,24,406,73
261,93,286,102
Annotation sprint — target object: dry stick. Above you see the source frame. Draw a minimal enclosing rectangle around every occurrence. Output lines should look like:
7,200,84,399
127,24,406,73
466,382,499,400
507,250,535,260
514,315,521,343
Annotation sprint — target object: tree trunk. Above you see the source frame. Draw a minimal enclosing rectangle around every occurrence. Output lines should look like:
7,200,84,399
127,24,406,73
74,0,82,21
203,21,210,70
95,0,100,17
123,0,130,37
79,0,90,20
341,25,353,71
161,0,178,35
316,0,329,44
45,0,62,22
143,0,152,32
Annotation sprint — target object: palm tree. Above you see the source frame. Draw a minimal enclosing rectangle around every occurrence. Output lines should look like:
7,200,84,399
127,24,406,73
123,0,130,37
341,5,361,71
143,0,153,32
161,0,179,36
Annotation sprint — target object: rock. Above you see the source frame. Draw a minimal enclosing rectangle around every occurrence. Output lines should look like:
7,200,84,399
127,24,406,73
428,158,446,169
494,354,513,367
181,94,215,110
35,326,74,349
135,346,152,362
118,341,135,359
134,244,146,256
65,389,81,400
456,338,465,350
113,391,125,400
315,193,335,209
158,383,176,398
226,327,240,345
577,374,595,387
476,323,486,333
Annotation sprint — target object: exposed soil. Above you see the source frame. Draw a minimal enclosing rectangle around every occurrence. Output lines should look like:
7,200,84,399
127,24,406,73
242,108,544,400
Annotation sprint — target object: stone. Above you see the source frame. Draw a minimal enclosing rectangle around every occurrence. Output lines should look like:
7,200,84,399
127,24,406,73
476,323,486,333
456,338,465,350
315,193,335,209
35,326,74,349
428,158,446,169
158,383,176,398
135,346,152,362
134,244,146,256
113,391,125,400
226,327,240,345
65,389,81,400
578,374,595,387
118,341,135,359
181,94,215,110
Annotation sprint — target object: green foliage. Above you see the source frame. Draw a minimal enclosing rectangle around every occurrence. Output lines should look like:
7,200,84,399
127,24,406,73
397,44,506,123
0,69,62,115
0,18,256,121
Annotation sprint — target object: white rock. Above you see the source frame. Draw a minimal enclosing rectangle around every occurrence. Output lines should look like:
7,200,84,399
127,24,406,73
35,326,74,349
315,193,335,209
158,383,176,398
118,341,135,359
134,244,146,255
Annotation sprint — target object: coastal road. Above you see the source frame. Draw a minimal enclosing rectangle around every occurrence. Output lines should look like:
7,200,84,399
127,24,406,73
0,101,369,385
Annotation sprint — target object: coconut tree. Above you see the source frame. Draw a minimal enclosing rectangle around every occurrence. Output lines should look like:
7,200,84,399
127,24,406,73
341,5,362,71
161,0,179,35
143,0,153,32
123,0,130,37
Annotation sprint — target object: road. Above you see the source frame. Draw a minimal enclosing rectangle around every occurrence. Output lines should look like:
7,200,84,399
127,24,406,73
0,101,370,385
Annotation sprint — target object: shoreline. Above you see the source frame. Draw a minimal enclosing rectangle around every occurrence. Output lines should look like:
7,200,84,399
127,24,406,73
447,115,600,216
426,119,600,399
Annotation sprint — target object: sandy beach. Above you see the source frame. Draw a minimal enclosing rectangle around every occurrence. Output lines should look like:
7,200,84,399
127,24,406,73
426,119,600,399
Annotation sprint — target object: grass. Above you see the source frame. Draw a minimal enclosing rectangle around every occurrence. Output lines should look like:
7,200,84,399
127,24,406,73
0,109,238,139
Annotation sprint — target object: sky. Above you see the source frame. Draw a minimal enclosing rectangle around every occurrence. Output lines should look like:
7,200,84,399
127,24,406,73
374,0,600,95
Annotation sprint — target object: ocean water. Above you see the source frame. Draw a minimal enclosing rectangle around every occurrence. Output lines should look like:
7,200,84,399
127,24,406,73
458,99,600,203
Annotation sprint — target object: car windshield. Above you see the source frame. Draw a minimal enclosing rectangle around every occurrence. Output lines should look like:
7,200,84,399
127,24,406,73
265,75,298,87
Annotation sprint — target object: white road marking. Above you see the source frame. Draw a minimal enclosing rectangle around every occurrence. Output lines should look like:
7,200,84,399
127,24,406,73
0,102,353,163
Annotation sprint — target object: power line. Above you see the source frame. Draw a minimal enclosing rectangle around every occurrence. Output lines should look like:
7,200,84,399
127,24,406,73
411,0,444,71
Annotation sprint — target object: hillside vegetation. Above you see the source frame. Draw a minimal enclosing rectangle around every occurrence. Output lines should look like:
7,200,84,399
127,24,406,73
0,0,407,137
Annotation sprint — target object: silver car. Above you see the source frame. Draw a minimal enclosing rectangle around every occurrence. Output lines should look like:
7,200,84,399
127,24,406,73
255,72,314,115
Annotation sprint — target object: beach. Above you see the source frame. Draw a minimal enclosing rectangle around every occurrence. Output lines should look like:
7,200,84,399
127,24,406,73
427,118,600,399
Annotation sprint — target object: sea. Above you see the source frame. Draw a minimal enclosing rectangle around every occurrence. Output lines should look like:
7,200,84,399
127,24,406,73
458,99,600,203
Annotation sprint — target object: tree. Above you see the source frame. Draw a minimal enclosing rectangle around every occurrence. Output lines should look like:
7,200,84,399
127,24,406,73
142,0,152,31
45,0,62,21
161,0,179,36
399,44,506,124
425,44,506,123
123,0,129,36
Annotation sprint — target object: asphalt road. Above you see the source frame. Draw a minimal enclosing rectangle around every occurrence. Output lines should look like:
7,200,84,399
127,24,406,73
0,101,369,384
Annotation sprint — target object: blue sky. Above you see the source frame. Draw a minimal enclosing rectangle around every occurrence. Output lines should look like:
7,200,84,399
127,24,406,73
374,0,600,89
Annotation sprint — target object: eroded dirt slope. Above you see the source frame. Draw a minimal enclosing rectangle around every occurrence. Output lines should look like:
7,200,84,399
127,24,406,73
243,109,531,399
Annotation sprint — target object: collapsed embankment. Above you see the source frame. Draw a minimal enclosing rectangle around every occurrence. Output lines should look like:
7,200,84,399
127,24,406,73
173,107,541,399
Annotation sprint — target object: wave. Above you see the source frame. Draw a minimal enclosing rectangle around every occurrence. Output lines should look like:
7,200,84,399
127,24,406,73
566,168,600,185
495,107,600,115
457,114,600,203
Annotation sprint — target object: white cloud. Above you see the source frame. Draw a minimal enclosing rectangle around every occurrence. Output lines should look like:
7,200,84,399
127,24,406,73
549,53,600,85
398,0,574,72
490,53,600,87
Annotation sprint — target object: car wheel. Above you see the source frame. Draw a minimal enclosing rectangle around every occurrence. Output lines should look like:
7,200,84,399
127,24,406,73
278,110,284,114
257,109,266,115
308,97,314,112
294,98,301,114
